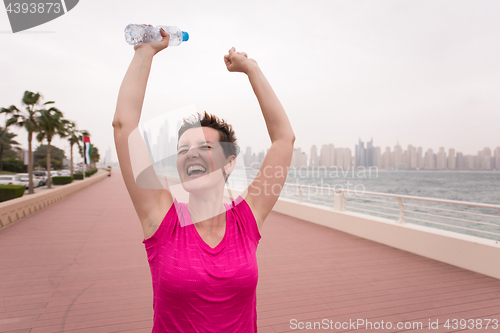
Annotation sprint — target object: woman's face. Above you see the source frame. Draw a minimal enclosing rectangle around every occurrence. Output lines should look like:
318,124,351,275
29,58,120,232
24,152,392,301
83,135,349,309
176,127,233,193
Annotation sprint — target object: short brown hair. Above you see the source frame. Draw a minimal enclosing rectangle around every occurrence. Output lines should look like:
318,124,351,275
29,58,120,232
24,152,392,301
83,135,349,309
178,111,240,158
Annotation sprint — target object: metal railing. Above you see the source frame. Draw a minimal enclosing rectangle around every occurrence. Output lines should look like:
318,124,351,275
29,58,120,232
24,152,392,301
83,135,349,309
226,177,500,241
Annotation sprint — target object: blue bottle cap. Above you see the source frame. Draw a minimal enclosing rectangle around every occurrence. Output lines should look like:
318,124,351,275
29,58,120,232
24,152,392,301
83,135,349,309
182,31,189,42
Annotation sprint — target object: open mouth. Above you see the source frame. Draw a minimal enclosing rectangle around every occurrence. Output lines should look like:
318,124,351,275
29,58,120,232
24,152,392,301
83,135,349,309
187,164,207,177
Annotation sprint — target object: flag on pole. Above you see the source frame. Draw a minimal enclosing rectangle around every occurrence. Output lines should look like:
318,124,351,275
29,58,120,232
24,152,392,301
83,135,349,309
83,136,92,165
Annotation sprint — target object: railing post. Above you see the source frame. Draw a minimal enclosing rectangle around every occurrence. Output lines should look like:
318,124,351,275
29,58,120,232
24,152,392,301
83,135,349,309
299,186,303,203
333,190,346,211
397,197,405,223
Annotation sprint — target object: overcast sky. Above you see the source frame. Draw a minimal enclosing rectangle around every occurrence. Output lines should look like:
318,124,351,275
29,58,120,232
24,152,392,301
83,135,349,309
1,0,499,164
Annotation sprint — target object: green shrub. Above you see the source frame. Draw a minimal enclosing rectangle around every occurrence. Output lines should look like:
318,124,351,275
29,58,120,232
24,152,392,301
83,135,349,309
52,176,73,185
73,169,98,179
2,158,27,173
84,168,97,177
0,185,26,202
73,173,83,180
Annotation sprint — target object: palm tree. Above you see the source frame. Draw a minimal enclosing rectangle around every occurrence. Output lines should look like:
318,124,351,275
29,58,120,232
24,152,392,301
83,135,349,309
65,122,86,176
0,91,54,194
36,107,67,189
90,146,100,169
0,127,20,171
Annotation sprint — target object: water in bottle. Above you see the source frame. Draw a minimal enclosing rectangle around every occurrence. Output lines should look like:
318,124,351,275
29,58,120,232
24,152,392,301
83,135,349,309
124,24,189,46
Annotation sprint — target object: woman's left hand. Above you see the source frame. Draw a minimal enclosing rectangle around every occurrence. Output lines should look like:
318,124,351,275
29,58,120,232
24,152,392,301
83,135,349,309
224,47,257,74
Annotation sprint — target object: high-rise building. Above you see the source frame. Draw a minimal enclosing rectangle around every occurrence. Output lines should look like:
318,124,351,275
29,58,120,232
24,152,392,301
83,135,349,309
407,145,417,169
329,144,335,166
425,148,435,169
355,140,364,168
482,147,492,170
447,148,456,170
476,148,492,170
244,147,252,167
383,147,392,170
393,143,403,169
301,152,307,167
416,147,423,169
476,150,483,170
257,151,265,166
320,144,334,167
456,152,464,170
494,147,500,170
355,138,376,168
309,145,318,168
335,148,351,169
436,147,446,170
464,155,474,170
143,129,155,163
292,148,307,168
157,119,170,161
375,147,382,168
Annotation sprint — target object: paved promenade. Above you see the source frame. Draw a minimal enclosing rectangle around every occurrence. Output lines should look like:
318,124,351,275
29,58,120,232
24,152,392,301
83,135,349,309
1,170,499,332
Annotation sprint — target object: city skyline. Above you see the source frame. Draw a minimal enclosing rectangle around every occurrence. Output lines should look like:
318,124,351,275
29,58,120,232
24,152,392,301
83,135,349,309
13,132,500,171
243,139,500,171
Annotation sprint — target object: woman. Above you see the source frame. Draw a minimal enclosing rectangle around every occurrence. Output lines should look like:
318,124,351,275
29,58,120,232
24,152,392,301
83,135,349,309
113,29,294,332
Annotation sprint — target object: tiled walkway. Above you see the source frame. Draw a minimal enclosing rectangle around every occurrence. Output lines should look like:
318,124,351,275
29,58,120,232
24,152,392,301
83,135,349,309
1,170,499,332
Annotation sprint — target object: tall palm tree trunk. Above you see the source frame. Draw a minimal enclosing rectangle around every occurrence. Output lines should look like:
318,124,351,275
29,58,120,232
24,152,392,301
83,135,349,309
46,141,52,189
28,131,34,194
70,142,74,176
0,146,4,171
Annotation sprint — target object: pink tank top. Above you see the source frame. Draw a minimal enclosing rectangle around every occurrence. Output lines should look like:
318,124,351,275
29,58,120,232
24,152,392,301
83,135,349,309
143,196,261,332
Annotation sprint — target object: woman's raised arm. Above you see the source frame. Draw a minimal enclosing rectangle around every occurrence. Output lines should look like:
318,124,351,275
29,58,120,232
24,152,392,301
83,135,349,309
113,29,173,239
224,48,295,230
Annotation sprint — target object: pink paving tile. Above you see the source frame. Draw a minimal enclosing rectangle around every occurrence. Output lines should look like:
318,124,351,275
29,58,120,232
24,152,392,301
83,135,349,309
1,170,499,332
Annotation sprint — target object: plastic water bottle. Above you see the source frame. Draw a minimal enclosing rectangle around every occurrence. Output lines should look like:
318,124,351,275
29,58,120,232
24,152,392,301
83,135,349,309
124,24,189,46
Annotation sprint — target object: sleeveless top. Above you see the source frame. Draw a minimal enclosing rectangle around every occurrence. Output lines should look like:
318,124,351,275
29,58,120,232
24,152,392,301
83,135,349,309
143,196,261,333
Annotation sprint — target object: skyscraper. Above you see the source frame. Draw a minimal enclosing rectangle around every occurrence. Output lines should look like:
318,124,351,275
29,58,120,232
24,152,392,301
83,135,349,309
320,144,334,167
244,146,252,167
292,148,307,168
447,148,456,170
425,148,435,169
494,147,500,170
336,148,351,169
393,143,403,169
416,147,423,169
464,155,474,170
375,147,382,168
436,147,446,170
309,145,318,168
355,138,375,168
383,147,392,170
456,152,464,170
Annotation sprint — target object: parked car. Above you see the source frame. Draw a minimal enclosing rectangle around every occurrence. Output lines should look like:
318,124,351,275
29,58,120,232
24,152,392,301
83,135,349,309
50,171,59,178
16,173,41,188
58,170,71,176
0,175,25,187
33,171,48,186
